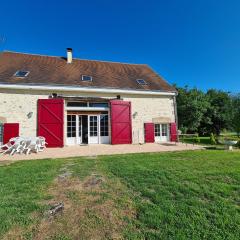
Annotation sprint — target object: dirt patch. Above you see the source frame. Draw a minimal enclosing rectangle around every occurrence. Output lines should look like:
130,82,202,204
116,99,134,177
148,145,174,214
0,160,14,166
83,174,105,188
4,164,135,240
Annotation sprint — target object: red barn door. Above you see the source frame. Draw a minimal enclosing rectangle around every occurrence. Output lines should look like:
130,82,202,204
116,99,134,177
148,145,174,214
144,123,154,143
170,122,178,142
3,123,19,144
38,99,64,147
110,100,132,144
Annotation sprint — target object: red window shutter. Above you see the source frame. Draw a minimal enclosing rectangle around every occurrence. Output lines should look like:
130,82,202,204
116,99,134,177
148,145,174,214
144,123,154,143
170,122,178,142
110,100,132,144
3,123,19,144
38,99,64,148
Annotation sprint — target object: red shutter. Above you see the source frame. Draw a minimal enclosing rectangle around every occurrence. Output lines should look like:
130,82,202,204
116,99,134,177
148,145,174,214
144,123,154,143
110,100,132,144
3,123,19,144
38,99,64,147
170,122,178,142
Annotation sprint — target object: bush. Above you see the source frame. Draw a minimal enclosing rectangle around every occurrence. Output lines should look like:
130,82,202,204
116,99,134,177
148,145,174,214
235,140,240,148
210,133,216,145
180,126,188,134
195,134,200,143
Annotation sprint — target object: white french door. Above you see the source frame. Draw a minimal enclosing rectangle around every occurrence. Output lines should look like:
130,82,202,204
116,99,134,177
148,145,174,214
67,115,82,145
88,115,99,144
67,114,110,145
154,124,170,142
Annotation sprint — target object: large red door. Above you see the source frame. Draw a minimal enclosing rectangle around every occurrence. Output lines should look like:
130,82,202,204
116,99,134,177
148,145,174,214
170,122,178,142
38,99,64,147
144,123,155,143
3,123,19,144
110,100,132,144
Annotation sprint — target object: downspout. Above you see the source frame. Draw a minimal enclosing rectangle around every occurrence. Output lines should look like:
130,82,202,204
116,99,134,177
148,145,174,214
173,93,179,141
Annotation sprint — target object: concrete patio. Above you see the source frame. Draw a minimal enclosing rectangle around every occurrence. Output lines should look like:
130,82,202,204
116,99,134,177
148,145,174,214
0,142,203,161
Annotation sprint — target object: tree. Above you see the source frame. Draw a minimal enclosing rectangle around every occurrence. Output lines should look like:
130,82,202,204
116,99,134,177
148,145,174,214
176,86,210,133
232,94,240,137
202,90,233,136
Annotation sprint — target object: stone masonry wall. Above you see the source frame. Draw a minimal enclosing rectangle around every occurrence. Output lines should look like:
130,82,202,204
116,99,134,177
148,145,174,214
0,89,175,144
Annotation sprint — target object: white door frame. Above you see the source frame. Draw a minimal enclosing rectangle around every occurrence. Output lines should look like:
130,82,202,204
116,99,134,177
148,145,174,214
76,115,82,144
88,115,99,144
154,123,170,142
67,114,83,145
99,114,110,144
67,113,110,145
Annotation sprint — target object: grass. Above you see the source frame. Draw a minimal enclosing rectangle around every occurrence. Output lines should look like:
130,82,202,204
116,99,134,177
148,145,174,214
0,159,64,237
180,136,212,145
1,150,240,239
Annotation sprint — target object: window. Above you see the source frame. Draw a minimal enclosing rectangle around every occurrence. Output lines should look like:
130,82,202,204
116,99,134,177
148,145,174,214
154,124,161,136
78,116,82,137
14,70,30,78
82,75,92,81
100,115,109,136
89,102,108,108
136,79,147,85
67,115,76,137
89,116,98,136
161,124,168,137
67,102,88,107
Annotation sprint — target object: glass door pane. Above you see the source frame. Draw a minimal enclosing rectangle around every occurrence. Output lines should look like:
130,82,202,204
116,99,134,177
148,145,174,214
100,114,110,144
67,115,77,145
88,115,99,144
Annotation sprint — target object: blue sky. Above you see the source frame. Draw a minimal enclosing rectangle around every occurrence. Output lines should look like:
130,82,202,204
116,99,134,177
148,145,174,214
1,0,240,92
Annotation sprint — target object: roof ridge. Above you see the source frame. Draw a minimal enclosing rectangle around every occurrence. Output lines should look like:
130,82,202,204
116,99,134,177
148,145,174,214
3,50,146,66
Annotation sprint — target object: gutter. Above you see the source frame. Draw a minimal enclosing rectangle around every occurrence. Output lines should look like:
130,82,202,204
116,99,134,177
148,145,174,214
0,84,177,96
173,94,179,141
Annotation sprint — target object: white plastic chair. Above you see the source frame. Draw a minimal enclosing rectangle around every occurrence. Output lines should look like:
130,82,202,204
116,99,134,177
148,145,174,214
10,139,26,155
0,141,14,155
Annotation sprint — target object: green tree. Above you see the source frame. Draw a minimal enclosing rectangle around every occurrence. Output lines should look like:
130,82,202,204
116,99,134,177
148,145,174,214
232,94,240,137
176,86,210,133
201,90,233,136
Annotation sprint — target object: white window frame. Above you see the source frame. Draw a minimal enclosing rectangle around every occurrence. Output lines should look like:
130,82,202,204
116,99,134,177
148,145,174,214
81,75,93,82
154,123,170,142
136,79,147,85
14,70,30,78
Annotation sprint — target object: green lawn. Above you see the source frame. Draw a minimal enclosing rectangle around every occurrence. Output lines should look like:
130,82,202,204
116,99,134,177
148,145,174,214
180,136,212,145
1,150,240,239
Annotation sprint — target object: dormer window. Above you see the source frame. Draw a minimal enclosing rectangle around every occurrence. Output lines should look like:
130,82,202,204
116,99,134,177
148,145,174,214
82,75,92,81
14,70,30,78
136,79,147,85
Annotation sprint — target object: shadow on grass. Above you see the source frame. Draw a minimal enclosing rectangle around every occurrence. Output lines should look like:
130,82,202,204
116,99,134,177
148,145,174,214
204,146,225,150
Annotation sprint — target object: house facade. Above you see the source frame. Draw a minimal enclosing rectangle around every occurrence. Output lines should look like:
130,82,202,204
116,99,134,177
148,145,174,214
0,49,178,147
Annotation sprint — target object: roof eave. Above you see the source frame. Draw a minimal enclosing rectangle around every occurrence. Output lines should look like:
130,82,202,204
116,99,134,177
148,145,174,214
0,83,177,96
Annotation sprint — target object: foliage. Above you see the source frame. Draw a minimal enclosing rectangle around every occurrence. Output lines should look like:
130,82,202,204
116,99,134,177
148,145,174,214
232,94,240,137
210,133,216,145
176,86,237,136
203,90,234,135
176,86,210,133
195,134,200,143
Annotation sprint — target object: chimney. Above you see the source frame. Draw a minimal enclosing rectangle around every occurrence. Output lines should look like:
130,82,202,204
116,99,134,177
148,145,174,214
66,48,73,64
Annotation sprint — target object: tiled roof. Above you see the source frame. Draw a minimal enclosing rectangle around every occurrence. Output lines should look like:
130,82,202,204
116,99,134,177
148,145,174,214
0,51,176,92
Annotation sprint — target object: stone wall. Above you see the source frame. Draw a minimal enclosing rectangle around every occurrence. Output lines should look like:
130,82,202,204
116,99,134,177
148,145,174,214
0,90,48,136
0,89,176,144
123,96,175,143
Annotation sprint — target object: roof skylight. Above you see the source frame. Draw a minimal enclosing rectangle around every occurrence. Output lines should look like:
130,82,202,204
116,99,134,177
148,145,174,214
14,70,30,78
82,75,92,81
136,79,147,85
